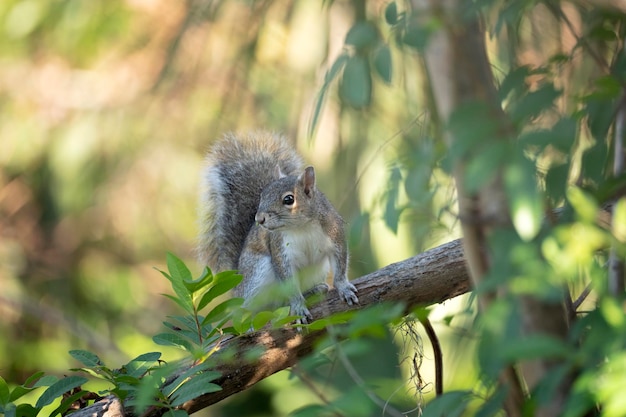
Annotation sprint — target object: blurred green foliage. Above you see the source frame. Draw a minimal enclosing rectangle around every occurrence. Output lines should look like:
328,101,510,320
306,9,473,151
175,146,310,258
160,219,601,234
0,0,445,415
2,0,626,416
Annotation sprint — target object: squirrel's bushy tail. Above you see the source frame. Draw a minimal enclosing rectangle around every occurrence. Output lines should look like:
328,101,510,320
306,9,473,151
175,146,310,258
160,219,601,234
197,131,303,272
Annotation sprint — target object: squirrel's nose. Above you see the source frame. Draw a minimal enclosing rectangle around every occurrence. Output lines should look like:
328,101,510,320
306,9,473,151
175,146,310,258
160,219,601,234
255,213,266,225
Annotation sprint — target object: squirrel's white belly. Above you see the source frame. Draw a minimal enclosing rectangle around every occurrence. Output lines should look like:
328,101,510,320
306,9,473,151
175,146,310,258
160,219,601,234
281,223,333,289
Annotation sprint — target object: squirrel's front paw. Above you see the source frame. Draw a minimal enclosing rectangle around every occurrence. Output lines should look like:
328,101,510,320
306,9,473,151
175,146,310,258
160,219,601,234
290,297,313,326
335,280,358,305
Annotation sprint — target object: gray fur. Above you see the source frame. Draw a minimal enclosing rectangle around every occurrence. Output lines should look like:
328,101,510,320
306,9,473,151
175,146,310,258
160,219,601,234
198,131,358,323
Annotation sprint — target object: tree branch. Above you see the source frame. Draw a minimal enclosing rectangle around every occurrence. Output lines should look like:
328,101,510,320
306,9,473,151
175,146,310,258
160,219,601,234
72,238,470,417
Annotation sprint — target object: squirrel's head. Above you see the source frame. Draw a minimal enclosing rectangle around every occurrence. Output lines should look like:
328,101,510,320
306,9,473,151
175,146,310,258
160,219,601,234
255,166,317,230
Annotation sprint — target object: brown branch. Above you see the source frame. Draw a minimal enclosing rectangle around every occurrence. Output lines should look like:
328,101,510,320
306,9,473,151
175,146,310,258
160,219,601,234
71,238,470,417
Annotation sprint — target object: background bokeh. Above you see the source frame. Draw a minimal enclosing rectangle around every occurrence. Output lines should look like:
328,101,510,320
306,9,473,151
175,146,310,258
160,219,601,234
0,1,458,415
4,0,613,415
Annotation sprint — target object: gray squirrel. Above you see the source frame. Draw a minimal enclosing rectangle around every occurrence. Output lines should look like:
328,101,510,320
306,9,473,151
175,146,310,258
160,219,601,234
197,131,358,323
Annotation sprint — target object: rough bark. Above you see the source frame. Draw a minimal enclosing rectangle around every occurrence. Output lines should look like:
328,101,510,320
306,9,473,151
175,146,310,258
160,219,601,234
71,238,470,417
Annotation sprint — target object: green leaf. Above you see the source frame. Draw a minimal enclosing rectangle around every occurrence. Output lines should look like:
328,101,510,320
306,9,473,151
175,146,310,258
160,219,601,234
308,53,348,137
372,44,392,84
9,371,45,402
464,142,509,193
291,404,328,417
125,352,161,378
422,390,473,417
500,335,570,361
201,298,244,326
592,75,622,99
447,101,500,161
383,165,403,234
567,187,599,223
402,18,431,50
161,294,194,316
345,21,378,50
165,410,189,417
498,66,531,102
167,252,193,282
272,315,302,328
252,311,274,331
183,267,213,294
384,2,398,25
197,271,243,310
153,333,193,351
545,161,570,204
33,375,58,388
505,156,542,241
0,376,9,406
13,403,39,417
162,363,208,396
170,375,221,407
475,386,508,417
339,55,372,109
581,139,609,186
35,376,88,409
157,253,193,314
509,83,560,124
69,350,102,367
585,97,614,142
49,390,89,417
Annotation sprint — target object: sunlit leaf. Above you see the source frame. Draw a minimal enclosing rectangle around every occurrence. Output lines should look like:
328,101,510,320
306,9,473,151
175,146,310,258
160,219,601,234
505,156,542,241
183,267,213,294
252,311,273,331
197,271,243,310
0,376,9,406
8,372,45,403
201,298,244,326
567,187,599,223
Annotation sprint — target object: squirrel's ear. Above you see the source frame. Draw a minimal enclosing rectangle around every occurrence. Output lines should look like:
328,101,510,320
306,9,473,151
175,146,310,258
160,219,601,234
300,166,316,196
274,164,287,179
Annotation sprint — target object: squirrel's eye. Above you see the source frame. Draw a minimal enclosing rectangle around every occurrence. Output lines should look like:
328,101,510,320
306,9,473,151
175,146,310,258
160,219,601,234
282,194,295,206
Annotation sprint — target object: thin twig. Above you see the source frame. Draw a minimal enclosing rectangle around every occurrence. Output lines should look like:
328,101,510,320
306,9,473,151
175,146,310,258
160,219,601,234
572,284,593,311
418,317,443,396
